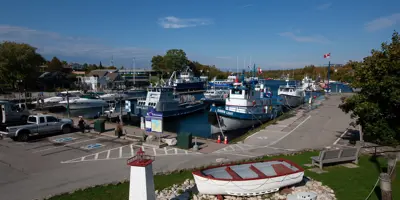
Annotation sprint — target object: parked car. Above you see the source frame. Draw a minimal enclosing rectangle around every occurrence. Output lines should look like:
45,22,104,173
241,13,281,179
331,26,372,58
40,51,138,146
0,114,73,142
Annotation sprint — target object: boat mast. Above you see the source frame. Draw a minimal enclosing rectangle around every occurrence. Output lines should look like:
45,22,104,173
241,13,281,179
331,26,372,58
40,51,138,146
132,57,136,87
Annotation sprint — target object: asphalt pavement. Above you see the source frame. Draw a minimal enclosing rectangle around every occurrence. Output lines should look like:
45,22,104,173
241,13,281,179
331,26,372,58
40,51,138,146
0,94,354,200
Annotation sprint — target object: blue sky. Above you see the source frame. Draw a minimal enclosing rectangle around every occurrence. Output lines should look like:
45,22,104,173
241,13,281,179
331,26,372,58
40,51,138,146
0,0,399,71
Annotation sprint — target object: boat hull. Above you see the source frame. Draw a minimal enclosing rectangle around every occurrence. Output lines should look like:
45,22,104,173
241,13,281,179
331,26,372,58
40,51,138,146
134,103,207,118
174,82,205,91
193,171,304,196
209,106,279,134
278,94,303,108
192,159,305,196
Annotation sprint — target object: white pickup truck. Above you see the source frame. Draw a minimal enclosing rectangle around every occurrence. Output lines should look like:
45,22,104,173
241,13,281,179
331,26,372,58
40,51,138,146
0,114,74,142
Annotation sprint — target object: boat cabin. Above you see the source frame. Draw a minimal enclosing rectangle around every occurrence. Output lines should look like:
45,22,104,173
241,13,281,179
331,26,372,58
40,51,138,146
225,84,273,114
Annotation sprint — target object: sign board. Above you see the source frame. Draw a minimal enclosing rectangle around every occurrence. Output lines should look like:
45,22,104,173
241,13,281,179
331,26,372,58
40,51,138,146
145,107,163,133
151,117,163,133
145,116,152,132
81,143,104,150
53,137,75,143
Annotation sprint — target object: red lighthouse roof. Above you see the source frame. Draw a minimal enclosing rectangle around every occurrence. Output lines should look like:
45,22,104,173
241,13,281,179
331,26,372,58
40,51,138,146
127,149,155,167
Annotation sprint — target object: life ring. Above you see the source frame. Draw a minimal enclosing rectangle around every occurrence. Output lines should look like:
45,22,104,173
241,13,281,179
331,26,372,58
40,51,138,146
252,100,256,106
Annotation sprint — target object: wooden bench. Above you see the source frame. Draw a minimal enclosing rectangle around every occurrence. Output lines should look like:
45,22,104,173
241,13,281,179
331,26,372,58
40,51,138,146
311,147,361,169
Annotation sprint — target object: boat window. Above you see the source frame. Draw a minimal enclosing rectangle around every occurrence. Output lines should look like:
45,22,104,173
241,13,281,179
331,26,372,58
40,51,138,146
231,89,242,95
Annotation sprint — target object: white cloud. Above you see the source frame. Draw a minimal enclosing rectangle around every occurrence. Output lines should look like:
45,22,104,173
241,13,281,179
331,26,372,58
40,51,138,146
216,56,232,59
365,13,400,32
0,25,156,61
241,4,253,8
279,32,330,44
158,16,213,29
316,3,332,10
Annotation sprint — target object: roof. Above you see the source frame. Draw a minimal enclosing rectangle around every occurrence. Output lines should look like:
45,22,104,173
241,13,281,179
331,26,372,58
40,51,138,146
105,72,121,81
87,70,108,77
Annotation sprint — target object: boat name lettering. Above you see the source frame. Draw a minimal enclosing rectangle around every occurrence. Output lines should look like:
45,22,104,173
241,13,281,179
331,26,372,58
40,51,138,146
217,109,233,115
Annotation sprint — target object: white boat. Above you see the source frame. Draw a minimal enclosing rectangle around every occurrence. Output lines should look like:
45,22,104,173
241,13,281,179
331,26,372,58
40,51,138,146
203,88,229,100
301,75,322,92
277,77,305,108
209,77,280,134
192,159,304,196
59,94,108,109
32,91,81,105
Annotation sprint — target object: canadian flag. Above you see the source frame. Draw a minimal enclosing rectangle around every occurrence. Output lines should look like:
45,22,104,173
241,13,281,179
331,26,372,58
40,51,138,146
257,67,262,74
323,53,331,59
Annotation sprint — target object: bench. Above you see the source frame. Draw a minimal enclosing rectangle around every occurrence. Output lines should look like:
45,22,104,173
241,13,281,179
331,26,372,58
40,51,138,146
311,147,360,169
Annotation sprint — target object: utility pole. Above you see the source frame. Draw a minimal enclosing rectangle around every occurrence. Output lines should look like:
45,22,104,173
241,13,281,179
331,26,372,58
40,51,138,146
133,57,136,87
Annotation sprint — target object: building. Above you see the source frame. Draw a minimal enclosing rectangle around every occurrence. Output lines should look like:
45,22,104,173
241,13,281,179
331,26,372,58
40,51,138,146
115,69,155,87
78,70,120,91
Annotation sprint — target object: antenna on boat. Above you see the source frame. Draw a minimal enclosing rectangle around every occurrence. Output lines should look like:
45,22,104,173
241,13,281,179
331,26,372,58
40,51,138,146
249,56,252,68
236,56,239,75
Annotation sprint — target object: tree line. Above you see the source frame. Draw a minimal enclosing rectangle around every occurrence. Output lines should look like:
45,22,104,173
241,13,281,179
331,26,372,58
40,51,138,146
0,41,118,91
151,49,229,80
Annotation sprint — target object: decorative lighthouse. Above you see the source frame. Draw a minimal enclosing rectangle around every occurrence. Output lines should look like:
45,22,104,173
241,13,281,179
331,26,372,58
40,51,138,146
126,149,156,200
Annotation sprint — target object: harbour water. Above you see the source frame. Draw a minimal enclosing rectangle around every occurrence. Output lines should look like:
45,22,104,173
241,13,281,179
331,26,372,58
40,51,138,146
51,80,353,138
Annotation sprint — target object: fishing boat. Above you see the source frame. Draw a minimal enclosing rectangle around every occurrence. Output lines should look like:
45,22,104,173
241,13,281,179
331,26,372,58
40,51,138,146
208,67,281,134
134,86,206,118
59,94,108,109
202,88,229,105
301,75,322,92
192,159,305,196
167,66,206,91
277,76,305,108
208,74,237,88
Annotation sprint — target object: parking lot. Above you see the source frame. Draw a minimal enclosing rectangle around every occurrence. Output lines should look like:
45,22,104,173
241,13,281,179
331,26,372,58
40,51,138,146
1,130,201,166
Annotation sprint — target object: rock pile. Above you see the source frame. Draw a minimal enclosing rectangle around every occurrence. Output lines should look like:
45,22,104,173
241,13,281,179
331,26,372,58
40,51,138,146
155,178,336,200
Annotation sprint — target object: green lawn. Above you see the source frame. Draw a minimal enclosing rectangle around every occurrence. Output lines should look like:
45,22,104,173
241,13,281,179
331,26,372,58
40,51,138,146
47,151,399,200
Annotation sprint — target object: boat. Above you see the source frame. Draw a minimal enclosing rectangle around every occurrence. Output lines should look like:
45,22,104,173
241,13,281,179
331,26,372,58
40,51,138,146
202,88,229,105
277,76,305,108
134,86,206,118
167,66,206,91
32,91,81,105
208,74,281,134
192,159,305,196
300,75,322,92
208,74,237,88
59,94,108,109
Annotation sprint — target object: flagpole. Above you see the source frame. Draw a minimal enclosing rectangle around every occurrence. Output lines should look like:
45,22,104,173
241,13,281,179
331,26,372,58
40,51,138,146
327,61,331,92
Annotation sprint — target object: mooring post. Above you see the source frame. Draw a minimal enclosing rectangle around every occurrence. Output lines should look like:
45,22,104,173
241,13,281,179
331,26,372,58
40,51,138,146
379,173,392,200
387,154,397,181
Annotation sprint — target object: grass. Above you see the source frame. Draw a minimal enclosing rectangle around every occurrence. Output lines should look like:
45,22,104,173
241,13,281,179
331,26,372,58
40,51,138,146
230,110,296,143
47,151,400,200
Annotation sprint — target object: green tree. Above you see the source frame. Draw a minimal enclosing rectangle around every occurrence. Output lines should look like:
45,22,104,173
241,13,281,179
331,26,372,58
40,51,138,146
121,66,125,70
151,55,165,71
61,60,68,66
47,56,63,72
163,49,188,72
82,63,88,71
339,31,400,145
0,41,45,89
99,61,104,69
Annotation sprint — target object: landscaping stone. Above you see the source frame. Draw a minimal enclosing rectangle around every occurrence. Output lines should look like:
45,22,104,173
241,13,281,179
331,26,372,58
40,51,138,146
155,178,336,200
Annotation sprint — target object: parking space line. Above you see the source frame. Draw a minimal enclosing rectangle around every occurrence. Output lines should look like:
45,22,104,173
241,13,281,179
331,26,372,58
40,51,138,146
130,144,134,156
33,137,107,153
94,153,98,160
153,148,157,156
106,150,110,159
119,147,123,158
174,148,178,154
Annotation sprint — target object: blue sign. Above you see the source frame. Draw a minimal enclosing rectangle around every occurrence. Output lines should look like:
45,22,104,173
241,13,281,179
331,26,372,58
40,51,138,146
147,107,163,117
82,143,104,150
53,137,75,143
